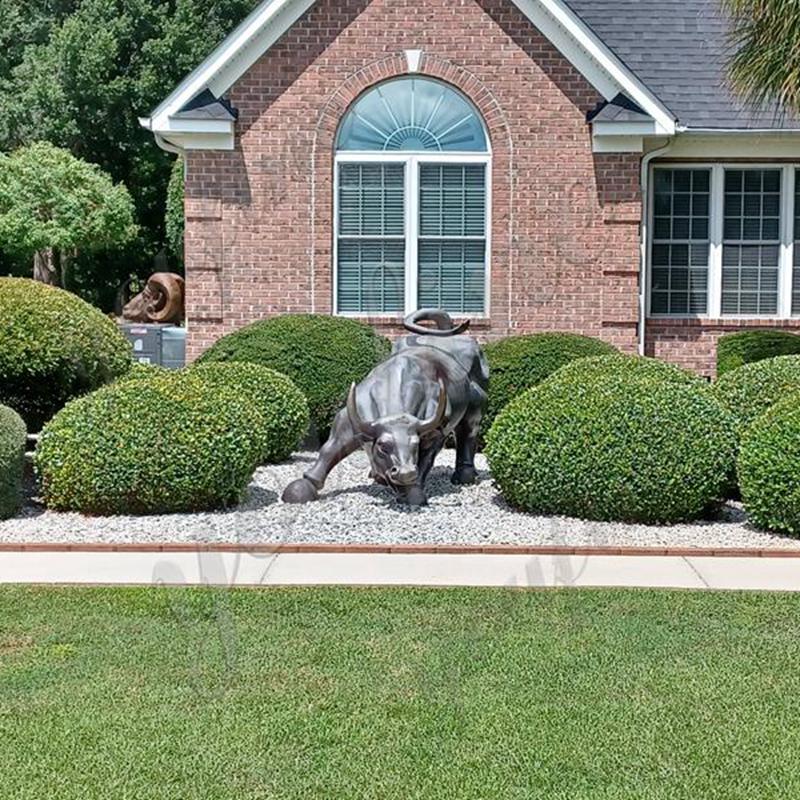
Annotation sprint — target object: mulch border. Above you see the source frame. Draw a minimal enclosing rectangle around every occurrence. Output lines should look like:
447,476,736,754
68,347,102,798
1,542,800,557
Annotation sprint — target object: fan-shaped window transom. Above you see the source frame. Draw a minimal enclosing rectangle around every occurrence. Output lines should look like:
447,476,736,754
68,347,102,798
337,77,488,153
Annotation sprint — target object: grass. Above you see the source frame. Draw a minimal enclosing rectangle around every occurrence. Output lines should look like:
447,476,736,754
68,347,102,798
1,586,800,799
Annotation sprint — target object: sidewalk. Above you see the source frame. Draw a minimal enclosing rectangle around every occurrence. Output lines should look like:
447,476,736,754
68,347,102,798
2,550,800,591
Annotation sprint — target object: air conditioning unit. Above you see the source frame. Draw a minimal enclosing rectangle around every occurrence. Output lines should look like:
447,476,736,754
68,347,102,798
119,323,186,369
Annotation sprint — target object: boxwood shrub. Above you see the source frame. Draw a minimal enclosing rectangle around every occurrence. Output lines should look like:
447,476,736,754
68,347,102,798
117,362,171,382
548,354,705,388
0,404,26,520
717,329,800,376
187,363,309,463
710,355,800,434
197,314,391,435
738,395,800,536
0,278,133,431
483,333,617,434
485,369,737,524
35,376,263,515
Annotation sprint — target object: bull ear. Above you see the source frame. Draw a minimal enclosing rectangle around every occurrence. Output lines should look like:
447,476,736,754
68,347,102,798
346,383,376,439
417,380,447,435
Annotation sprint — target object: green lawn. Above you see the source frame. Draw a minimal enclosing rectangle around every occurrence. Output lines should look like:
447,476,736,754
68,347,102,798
1,586,800,799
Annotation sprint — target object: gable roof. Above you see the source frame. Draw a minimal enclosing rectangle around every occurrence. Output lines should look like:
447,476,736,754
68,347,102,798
141,0,800,152
140,0,677,149
565,0,800,130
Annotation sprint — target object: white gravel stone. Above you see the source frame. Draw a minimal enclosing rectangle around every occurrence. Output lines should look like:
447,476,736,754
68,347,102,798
1,450,797,549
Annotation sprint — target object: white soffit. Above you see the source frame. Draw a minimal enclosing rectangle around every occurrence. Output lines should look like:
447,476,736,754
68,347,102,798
660,132,800,159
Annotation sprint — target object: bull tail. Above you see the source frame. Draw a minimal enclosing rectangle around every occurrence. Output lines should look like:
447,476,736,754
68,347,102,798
403,308,471,337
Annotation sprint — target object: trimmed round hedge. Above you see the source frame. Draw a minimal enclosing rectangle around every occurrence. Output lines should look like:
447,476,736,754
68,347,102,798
486,369,737,524
35,376,263,515
548,354,705,388
0,278,133,431
119,362,309,462
717,329,800,376
710,355,800,434
187,362,309,463
483,333,617,434
0,404,26,520
117,362,171,382
197,314,391,435
738,395,800,536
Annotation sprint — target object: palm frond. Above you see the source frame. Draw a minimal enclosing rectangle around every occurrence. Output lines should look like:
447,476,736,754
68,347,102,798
723,0,800,114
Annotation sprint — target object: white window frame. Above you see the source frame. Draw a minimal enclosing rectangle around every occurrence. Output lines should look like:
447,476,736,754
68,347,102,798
648,162,798,320
333,150,492,318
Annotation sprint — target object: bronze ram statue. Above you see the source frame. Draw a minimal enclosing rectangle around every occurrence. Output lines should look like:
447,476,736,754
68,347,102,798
282,309,489,508
122,273,185,325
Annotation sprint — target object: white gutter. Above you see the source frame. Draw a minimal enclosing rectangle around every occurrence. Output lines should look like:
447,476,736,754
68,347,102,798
679,127,800,135
140,116,183,156
154,133,183,156
638,138,674,356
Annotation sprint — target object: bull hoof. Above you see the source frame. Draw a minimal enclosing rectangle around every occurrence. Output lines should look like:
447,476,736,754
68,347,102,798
399,486,428,508
282,478,319,504
451,466,478,485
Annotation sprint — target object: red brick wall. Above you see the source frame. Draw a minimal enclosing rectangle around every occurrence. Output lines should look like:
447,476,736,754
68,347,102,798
646,319,800,378
183,0,642,361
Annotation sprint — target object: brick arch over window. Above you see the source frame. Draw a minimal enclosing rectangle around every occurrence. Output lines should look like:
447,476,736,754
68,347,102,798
311,53,514,332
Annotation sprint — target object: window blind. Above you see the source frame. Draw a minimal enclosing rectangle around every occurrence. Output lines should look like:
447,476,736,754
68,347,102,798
721,169,781,316
418,164,486,313
650,168,710,315
337,163,405,313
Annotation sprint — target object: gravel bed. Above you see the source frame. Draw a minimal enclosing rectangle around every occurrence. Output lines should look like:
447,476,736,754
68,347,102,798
1,450,798,549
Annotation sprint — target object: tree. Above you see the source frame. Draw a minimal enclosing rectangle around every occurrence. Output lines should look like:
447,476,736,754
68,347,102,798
165,155,184,264
724,0,800,113
0,0,79,77
0,142,137,286
0,0,258,305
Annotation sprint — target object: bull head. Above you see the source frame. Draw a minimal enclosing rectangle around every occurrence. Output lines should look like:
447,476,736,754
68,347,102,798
122,273,185,324
346,380,447,488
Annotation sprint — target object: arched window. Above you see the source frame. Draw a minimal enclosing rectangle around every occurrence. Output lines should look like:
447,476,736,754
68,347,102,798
334,76,490,316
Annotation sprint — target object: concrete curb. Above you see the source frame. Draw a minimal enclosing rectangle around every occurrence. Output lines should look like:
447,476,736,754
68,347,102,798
1,542,799,557
2,551,800,590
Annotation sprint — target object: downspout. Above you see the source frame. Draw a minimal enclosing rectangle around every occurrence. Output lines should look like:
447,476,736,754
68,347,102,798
638,138,674,355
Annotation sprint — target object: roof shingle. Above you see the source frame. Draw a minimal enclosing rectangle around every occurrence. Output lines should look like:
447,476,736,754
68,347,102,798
565,0,800,129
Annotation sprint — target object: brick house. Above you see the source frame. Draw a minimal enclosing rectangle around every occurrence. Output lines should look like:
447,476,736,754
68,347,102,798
141,0,800,375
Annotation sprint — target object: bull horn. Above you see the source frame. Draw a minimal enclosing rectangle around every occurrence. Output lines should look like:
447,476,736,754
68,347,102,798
417,380,448,435
146,273,184,323
404,308,471,337
347,383,376,439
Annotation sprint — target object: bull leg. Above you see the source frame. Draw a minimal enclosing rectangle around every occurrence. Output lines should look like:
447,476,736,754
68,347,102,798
419,433,446,486
282,408,360,503
396,433,445,508
451,394,484,486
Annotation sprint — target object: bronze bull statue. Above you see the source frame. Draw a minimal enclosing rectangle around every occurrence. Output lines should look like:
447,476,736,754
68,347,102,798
122,273,185,325
282,309,489,508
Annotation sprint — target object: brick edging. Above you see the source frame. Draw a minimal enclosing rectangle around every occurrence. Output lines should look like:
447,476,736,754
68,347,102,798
1,542,800,558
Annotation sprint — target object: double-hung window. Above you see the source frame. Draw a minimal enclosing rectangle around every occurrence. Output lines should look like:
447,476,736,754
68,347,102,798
650,164,799,318
335,76,490,316
651,168,710,315
721,169,781,315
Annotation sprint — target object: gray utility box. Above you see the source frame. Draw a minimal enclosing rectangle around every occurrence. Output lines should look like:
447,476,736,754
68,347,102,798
119,323,186,369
